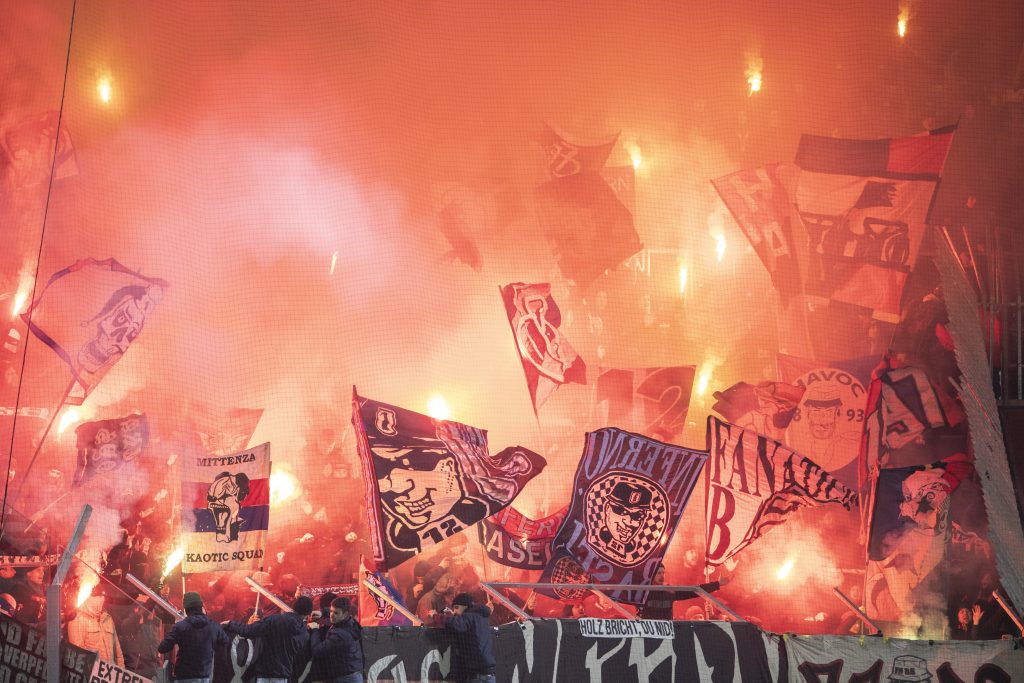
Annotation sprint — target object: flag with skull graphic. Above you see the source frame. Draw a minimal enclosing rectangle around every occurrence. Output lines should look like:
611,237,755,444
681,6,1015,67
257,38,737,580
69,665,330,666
22,258,167,405
182,442,271,573
500,282,586,412
540,428,707,605
352,389,547,570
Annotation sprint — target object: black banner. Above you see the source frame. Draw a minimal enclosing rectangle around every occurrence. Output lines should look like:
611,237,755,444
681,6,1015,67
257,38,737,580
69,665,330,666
0,615,97,683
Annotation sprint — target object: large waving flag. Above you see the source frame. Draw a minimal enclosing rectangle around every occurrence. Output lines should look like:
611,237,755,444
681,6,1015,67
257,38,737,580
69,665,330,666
188,402,264,457
792,127,955,319
352,389,546,570
73,414,149,486
500,282,586,411
534,123,618,178
3,110,78,187
182,443,271,573
477,505,567,571
594,366,696,443
712,164,801,302
540,428,707,605
704,417,857,567
22,258,167,404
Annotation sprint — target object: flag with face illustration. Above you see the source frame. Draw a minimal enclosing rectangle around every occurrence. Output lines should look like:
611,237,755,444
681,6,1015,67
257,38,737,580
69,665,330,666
352,389,547,570
500,282,586,412
182,442,271,573
73,414,149,486
540,428,707,605
357,555,410,627
704,417,857,568
22,259,167,405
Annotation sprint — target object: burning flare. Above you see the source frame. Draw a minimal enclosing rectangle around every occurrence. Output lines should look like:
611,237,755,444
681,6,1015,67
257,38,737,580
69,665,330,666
329,251,338,275
269,469,300,507
11,291,28,319
678,265,688,295
427,394,451,420
97,76,112,104
745,50,763,95
76,577,98,607
626,142,642,170
897,7,909,38
776,558,795,581
58,408,82,435
162,546,185,578
696,352,724,397
713,233,727,262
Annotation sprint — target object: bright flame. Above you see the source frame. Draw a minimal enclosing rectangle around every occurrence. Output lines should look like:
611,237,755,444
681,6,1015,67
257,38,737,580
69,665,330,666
76,577,98,607
745,51,763,95
626,143,642,170
162,546,185,578
776,558,795,581
746,70,762,94
714,234,727,262
427,394,451,420
97,77,112,104
897,8,908,38
11,290,28,319
696,353,724,397
57,408,81,435
269,470,300,507
329,251,338,275
678,266,688,294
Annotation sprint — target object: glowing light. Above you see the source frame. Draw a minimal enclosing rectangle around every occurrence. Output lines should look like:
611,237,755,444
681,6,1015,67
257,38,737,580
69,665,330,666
97,77,112,104
162,546,185,578
329,251,338,275
269,470,300,507
897,7,909,38
746,70,762,94
714,234,727,262
776,558,795,581
626,143,642,170
697,368,712,396
57,408,81,435
745,52,764,95
76,577,98,607
678,266,688,295
11,290,28,319
427,394,451,420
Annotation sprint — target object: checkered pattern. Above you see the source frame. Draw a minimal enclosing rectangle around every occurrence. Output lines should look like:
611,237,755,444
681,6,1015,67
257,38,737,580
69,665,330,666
584,472,668,566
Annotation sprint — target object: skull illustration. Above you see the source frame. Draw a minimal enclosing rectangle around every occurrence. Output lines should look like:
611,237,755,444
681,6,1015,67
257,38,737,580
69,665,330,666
207,472,251,543
78,284,162,373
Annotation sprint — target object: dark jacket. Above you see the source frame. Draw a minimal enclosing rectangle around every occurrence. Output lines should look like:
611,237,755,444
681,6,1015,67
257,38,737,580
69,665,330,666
639,581,721,621
227,612,309,678
446,604,494,676
157,613,229,680
309,617,363,680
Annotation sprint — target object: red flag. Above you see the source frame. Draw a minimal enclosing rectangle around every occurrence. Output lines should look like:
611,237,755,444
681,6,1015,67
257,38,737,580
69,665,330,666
22,259,168,404
357,555,410,626
500,283,586,411
594,366,696,443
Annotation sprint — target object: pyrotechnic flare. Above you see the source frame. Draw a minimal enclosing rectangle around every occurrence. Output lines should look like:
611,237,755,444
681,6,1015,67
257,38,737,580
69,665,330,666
427,394,451,420
97,76,112,104
76,577,97,607
269,469,299,507
162,546,185,578
57,408,81,435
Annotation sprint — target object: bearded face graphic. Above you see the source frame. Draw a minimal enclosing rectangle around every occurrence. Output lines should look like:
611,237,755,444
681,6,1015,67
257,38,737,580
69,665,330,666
207,472,251,543
78,284,162,373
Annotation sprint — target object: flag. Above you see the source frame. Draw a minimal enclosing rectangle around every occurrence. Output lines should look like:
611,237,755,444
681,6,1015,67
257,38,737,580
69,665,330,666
712,164,801,302
181,443,271,573
865,455,971,623
792,127,955,319
352,389,546,570
72,414,149,486
500,283,586,411
776,354,877,489
437,199,482,272
297,583,358,600
705,417,857,568
540,428,707,605
535,172,642,288
477,506,567,571
600,165,636,214
188,402,264,456
860,356,965,481
2,110,78,188
594,366,696,443
711,380,804,442
534,123,617,178
358,555,411,627
22,258,168,405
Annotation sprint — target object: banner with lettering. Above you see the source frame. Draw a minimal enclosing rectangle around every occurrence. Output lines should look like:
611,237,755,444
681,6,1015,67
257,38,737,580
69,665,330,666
181,443,271,573
297,583,358,599
704,417,857,568
88,659,153,683
477,506,567,571
352,390,546,569
0,614,97,683
541,428,707,605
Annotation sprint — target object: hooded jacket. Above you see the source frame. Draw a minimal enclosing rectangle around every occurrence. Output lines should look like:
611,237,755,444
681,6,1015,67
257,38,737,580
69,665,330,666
158,613,229,679
227,612,309,679
309,616,363,680
446,604,494,676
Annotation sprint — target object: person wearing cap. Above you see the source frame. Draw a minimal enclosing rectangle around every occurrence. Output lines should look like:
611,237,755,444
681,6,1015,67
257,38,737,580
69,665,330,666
445,593,494,683
157,592,228,683
600,482,653,555
223,596,313,683
638,564,728,620
307,597,364,683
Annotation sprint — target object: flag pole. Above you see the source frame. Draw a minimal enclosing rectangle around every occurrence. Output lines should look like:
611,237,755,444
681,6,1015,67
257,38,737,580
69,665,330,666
11,376,76,508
